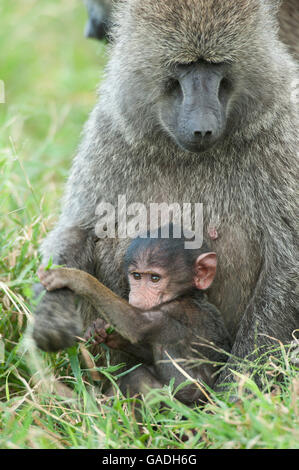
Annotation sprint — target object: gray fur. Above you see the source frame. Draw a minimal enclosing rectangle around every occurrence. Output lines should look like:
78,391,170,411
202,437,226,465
34,0,298,388
279,0,299,61
84,0,299,64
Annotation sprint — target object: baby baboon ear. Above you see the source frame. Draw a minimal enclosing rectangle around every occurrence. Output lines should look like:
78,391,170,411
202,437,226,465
194,252,217,291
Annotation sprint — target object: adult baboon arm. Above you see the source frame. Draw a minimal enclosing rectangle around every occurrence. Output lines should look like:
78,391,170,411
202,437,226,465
215,255,298,389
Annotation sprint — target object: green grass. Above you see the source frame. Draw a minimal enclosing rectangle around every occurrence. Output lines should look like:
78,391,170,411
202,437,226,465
0,0,298,449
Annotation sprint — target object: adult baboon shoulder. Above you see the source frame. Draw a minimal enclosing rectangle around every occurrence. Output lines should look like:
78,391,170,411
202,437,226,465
34,0,298,391
279,0,299,62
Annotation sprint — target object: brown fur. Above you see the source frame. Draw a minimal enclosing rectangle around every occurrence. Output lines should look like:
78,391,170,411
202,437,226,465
38,265,231,404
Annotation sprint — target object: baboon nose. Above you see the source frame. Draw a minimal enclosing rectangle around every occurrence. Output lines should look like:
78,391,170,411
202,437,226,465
194,130,213,140
178,121,220,153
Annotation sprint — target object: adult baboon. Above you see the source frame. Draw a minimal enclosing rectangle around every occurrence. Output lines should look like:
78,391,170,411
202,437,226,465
279,0,299,62
84,0,114,40
84,0,299,63
34,0,298,391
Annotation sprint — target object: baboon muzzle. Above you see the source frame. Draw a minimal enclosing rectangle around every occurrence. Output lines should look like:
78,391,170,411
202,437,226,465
175,62,229,153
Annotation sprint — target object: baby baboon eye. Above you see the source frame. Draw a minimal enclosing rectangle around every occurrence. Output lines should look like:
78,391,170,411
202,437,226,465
151,274,161,283
132,272,142,281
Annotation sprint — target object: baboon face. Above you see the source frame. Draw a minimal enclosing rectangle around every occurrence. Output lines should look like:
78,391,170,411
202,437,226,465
119,0,274,153
158,60,233,153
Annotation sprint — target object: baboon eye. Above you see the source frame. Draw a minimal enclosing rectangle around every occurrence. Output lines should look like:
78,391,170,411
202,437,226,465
165,78,181,95
132,272,141,281
151,274,161,283
218,77,232,100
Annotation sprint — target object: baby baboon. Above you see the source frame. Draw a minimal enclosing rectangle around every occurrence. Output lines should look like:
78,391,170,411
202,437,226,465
34,0,298,391
38,230,231,404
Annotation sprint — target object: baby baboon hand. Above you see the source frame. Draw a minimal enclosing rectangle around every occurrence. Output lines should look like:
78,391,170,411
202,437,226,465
85,318,125,350
38,265,69,291
85,318,109,344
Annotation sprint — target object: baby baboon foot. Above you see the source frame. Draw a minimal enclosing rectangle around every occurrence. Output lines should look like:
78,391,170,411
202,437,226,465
37,266,68,291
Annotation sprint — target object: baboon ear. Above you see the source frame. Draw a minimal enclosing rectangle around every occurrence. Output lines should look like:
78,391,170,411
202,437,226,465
194,252,217,291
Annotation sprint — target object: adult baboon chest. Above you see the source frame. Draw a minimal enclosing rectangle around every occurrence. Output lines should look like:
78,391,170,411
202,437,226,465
92,155,262,339
94,224,261,340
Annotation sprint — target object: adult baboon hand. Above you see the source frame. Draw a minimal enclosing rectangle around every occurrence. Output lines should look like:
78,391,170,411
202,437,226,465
33,287,83,352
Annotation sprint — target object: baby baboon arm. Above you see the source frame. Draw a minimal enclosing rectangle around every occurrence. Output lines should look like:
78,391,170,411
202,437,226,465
85,318,154,364
37,269,213,351
38,266,163,345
